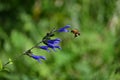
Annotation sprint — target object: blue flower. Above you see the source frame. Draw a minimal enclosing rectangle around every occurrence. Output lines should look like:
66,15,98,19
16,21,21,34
47,38,61,44
30,54,46,63
47,43,61,51
39,38,61,52
57,25,71,32
39,46,50,52
47,38,61,51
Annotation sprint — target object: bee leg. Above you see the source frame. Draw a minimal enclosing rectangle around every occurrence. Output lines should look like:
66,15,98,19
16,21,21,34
74,34,77,38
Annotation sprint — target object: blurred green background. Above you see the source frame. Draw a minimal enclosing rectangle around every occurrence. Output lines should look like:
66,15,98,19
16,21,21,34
0,0,120,80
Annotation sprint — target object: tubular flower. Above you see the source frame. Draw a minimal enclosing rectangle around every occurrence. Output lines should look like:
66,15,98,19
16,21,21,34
47,38,61,44
57,25,71,32
47,43,61,51
39,46,50,52
47,38,61,51
30,54,46,63
39,38,61,52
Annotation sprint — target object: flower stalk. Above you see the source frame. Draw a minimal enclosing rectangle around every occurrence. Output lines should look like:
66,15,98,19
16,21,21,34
3,25,78,68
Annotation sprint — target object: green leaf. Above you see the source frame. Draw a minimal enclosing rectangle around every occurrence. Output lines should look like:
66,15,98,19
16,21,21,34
8,58,13,65
0,60,3,71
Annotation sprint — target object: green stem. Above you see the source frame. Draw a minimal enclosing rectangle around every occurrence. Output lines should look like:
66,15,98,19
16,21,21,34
3,27,56,68
3,53,24,68
28,41,43,51
3,41,43,68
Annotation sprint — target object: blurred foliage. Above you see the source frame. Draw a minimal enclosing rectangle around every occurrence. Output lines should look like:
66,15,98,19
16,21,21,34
0,0,120,80
0,60,2,71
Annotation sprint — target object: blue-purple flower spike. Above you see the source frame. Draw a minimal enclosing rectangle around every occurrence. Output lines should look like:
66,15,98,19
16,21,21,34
3,24,77,67
31,54,46,63
57,25,71,32
38,38,61,52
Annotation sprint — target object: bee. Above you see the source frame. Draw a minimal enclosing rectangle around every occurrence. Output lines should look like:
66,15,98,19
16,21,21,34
71,29,80,38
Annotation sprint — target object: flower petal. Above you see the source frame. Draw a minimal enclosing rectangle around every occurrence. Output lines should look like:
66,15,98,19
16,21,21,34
39,46,50,52
55,46,62,50
47,40,60,45
57,25,71,32
47,38,61,45
47,43,54,48
64,25,71,28
47,43,61,51
31,54,46,63
54,38,61,41
47,43,56,51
